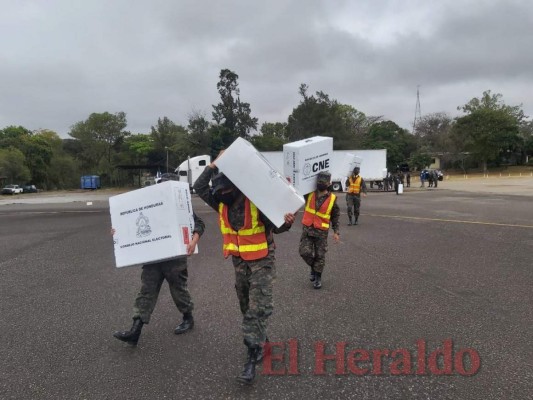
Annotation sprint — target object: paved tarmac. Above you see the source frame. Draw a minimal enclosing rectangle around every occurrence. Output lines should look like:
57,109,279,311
1,181,532,399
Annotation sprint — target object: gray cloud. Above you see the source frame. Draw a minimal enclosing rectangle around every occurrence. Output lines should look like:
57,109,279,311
1,0,532,137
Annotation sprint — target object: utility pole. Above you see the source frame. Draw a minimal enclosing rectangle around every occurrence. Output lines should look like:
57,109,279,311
412,85,422,133
165,146,169,173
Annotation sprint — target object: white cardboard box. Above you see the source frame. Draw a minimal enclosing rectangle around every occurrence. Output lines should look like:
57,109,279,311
109,181,196,268
283,136,333,195
342,153,363,176
215,137,305,227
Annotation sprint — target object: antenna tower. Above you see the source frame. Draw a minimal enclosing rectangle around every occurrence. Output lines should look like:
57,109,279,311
412,85,421,133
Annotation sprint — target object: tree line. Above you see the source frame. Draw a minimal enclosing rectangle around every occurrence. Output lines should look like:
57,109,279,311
1,69,532,189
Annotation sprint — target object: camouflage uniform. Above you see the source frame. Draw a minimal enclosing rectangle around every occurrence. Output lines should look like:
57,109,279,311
345,173,367,223
132,212,205,324
299,190,340,274
194,166,290,348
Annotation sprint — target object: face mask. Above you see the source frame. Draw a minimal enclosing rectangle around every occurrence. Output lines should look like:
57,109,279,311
317,183,329,191
215,190,236,205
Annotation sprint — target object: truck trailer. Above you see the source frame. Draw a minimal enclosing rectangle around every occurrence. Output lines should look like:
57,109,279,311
262,149,387,192
175,149,387,192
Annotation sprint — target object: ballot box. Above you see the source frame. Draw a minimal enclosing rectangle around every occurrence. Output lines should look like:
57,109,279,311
343,153,363,176
215,137,305,227
109,181,196,268
283,136,333,195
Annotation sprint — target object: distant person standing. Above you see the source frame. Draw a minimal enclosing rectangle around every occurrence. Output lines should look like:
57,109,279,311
420,170,426,188
433,170,439,188
394,172,403,195
406,172,411,188
384,172,391,192
345,167,367,225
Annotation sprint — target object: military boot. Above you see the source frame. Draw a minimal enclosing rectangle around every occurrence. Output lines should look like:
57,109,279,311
309,269,316,282
174,312,194,335
354,217,359,226
348,216,353,226
113,318,143,345
313,273,322,289
237,347,260,384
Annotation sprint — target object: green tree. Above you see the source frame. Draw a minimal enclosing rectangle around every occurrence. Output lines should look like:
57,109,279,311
453,92,524,171
0,125,32,146
68,112,130,179
27,130,81,190
452,109,521,171
286,84,369,149
212,69,258,144
518,120,533,164
0,126,59,188
0,147,31,183
22,134,53,186
150,117,191,172
362,120,417,170
458,90,526,122
409,151,434,171
250,122,288,151
120,134,154,164
413,112,453,152
187,111,212,156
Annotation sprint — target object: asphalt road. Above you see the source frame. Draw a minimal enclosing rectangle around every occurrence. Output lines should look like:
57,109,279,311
1,188,532,399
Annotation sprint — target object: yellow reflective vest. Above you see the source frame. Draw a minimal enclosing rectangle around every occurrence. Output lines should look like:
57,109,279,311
218,199,268,260
348,176,362,194
302,192,336,230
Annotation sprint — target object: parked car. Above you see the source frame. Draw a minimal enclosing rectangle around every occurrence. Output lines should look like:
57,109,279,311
2,184,23,195
21,184,39,193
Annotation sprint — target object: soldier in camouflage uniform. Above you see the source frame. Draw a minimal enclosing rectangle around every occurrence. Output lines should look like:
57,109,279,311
299,171,340,289
112,212,204,346
345,167,367,225
193,154,295,385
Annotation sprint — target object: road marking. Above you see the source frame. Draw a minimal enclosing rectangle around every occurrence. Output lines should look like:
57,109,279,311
366,213,533,229
0,210,104,216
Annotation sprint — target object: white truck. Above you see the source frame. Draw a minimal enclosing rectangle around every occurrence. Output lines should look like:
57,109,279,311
262,149,387,192
175,149,387,192
174,155,212,189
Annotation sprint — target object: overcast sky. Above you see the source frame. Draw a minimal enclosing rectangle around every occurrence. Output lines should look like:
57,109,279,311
1,0,532,138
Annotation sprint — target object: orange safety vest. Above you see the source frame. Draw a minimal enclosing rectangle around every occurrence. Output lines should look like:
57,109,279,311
348,176,362,194
302,192,336,230
218,199,268,260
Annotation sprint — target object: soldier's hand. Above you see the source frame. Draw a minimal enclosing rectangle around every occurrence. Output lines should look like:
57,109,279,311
110,228,116,236
210,150,225,168
333,232,340,243
284,213,295,226
187,233,200,255
186,243,196,255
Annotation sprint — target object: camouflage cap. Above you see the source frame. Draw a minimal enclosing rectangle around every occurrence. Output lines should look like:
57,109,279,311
316,171,331,184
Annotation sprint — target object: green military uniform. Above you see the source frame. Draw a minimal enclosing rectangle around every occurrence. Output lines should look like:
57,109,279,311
194,166,290,349
299,187,340,277
132,212,204,323
133,258,191,323
114,212,205,345
345,171,367,225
